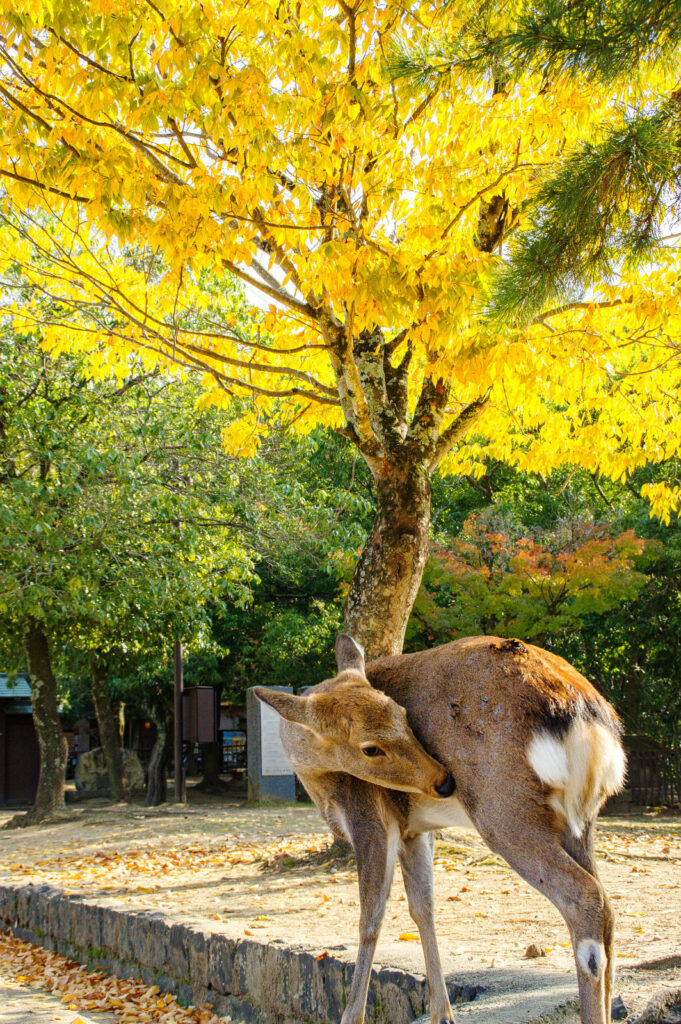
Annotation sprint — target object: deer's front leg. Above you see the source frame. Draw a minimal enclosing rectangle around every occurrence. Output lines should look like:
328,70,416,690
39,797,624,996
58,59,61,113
400,832,452,1024
341,818,399,1024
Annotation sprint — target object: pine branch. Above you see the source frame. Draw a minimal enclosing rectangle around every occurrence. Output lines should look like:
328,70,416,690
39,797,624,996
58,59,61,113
387,0,681,87
485,95,681,327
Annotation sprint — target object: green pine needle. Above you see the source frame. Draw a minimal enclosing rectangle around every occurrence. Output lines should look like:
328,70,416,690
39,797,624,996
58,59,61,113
485,97,681,327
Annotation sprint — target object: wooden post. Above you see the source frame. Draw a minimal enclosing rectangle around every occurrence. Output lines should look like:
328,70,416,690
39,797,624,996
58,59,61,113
174,640,185,803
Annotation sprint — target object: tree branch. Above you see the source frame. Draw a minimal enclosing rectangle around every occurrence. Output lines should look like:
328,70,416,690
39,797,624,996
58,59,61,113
431,392,490,468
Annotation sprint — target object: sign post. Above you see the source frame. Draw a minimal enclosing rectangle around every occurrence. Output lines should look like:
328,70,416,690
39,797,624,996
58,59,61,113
173,640,185,803
246,686,296,802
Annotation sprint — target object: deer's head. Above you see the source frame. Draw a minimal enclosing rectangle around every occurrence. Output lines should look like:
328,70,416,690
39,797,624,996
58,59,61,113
253,634,455,799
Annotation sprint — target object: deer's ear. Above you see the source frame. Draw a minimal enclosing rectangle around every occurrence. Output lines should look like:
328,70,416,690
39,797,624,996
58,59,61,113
253,687,311,726
335,634,365,675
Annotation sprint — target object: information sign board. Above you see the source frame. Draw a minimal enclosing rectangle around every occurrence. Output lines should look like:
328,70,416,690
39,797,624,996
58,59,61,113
259,701,293,776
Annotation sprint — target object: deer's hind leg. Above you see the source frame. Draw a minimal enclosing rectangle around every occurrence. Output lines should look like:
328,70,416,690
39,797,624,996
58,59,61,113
399,832,453,1024
341,813,399,1024
562,821,616,1022
480,815,613,1024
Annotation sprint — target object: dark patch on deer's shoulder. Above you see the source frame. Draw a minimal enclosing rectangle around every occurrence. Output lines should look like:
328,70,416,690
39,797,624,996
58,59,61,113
491,638,526,654
534,703,577,738
533,690,622,740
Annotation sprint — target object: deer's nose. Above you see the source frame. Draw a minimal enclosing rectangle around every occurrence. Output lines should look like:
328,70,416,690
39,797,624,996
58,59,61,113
435,772,455,798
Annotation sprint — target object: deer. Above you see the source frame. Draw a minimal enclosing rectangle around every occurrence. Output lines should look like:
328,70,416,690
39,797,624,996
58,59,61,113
254,633,625,1024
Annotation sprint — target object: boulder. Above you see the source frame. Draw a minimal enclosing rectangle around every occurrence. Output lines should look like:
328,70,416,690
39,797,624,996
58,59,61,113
75,747,145,793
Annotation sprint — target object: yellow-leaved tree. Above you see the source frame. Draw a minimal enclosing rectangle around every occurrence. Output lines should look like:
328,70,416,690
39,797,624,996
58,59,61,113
1,0,679,656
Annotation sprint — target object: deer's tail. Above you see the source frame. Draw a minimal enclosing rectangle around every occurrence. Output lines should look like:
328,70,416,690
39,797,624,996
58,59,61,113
527,718,626,838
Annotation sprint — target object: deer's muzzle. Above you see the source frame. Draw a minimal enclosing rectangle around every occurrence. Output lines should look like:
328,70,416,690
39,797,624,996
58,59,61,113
435,772,456,798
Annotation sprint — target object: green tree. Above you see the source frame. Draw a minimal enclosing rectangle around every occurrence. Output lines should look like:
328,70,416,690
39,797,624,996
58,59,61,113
214,427,372,694
0,327,252,821
408,512,649,648
3,0,680,657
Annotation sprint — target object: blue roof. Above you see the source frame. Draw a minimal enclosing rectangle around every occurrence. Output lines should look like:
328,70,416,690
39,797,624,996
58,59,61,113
0,674,31,699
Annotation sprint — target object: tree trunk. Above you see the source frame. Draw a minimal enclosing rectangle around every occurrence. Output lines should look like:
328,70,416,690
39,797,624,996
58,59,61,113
344,459,432,659
91,655,128,802
145,715,171,806
25,621,68,821
115,701,125,743
195,741,223,792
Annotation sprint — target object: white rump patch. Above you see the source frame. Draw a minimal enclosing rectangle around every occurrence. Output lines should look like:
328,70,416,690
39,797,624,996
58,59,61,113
577,939,605,980
527,720,626,837
600,733,626,797
526,732,569,789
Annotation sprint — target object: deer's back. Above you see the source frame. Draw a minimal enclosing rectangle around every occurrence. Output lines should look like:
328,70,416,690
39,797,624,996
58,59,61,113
366,635,621,825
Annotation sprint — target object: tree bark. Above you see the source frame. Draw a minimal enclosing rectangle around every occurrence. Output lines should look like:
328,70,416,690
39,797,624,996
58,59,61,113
145,714,171,806
91,654,128,802
25,621,68,820
195,740,223,792
344,458,432,659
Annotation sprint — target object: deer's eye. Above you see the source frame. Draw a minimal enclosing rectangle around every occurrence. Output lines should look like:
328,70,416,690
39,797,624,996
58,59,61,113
362,745,385,758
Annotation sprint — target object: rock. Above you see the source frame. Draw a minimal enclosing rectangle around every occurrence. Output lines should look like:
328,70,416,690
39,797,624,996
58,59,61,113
524,943,547,959
611,994,628,1020
75,748,145,793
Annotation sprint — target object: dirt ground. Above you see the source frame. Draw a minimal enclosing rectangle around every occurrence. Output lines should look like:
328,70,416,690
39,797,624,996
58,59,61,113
0,795,679,994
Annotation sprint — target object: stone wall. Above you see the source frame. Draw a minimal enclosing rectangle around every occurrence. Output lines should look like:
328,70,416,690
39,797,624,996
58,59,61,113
0,883,481,1024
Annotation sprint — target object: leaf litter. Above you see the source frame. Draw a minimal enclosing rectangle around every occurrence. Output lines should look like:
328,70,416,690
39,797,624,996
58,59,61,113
0,930,227,1023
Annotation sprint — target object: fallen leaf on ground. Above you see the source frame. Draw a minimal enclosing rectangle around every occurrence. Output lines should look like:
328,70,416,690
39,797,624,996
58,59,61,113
0,930,226,1024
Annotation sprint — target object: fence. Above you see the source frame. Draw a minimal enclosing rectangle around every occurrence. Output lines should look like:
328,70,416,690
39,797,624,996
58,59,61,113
627,747,681,807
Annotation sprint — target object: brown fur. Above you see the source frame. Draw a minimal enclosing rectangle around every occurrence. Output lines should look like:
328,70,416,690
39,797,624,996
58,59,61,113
366,636,620,813
368,636,620,742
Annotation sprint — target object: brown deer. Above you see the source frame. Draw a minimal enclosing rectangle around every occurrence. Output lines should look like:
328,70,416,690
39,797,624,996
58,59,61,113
254,633,625,1024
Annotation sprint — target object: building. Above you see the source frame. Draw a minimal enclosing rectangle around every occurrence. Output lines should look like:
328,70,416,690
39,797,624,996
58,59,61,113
0,673,40,806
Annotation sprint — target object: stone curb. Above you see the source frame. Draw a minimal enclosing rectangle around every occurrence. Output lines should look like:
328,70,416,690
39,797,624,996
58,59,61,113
0,883,481,1024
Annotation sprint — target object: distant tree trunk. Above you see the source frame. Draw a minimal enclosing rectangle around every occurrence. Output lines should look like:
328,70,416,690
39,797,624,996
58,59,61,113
145,714,171,806
344,459,432,659
115,701,125,743
25,621,68,821
91,654,127,802
196,741,221,792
